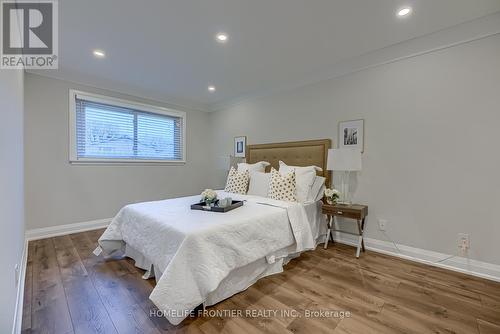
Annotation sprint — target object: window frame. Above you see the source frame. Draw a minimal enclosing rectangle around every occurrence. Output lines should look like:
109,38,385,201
69,89,186,164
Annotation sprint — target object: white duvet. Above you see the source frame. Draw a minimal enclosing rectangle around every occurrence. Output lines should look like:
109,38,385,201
98,191,319,325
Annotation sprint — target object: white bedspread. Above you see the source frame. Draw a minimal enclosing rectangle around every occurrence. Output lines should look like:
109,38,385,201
98,191,318,325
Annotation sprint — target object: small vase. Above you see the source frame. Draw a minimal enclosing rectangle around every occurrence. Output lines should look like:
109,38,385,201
326,197,338,205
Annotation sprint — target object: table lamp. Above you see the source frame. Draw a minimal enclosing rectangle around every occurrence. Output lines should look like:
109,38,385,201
218,155,245,172
327,148,362,205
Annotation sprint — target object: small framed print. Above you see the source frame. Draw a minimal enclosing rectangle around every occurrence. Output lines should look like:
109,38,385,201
234,136,246,158
339,119,364,152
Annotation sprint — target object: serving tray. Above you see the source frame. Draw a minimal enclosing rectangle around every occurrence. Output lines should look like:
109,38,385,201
190,200,244,213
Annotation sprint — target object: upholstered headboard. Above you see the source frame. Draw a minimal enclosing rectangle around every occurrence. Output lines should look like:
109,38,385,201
246,139,332,187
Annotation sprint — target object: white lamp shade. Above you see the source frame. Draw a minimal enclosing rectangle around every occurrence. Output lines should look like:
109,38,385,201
327,148,362,171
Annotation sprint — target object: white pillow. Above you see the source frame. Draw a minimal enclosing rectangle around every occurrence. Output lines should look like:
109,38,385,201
307,176,326,203
237,161,270,173
247,171,271,197
279,161,321,203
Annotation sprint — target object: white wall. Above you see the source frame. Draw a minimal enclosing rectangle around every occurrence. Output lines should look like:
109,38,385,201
210,34,500,265
0,70,25,332
24,73,213,230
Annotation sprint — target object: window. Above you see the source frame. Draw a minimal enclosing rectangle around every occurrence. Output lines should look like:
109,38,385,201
69,90,186,163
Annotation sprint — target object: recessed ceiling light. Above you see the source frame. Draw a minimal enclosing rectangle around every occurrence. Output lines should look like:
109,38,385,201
397,7,412,17
216,33,228,43
93,49,106,58
208,85,216,92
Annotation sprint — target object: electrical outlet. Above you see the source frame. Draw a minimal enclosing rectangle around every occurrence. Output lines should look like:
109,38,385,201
458,233,470,253
378,219,388,231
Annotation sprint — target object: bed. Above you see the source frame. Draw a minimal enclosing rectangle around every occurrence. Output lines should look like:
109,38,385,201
97,139,331,325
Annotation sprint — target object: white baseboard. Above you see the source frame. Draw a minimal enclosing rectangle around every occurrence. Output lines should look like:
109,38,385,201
12,239,28,334
25,218,112,241
332,234,500,283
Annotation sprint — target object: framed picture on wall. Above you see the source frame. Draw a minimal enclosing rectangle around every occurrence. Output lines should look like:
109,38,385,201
234,136,247,158
339,119,364,152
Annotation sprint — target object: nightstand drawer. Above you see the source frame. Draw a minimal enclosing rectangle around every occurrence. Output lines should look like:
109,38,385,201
326,209,360,220
322,204,367,220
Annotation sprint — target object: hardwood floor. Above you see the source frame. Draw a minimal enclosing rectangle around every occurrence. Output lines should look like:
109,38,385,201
22,229,500,334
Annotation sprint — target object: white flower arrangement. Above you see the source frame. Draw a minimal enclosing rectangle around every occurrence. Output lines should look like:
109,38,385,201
324,188,340,204
201,189,218,203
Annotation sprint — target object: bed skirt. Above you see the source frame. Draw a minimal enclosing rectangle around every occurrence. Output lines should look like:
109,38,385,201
115,235,326,308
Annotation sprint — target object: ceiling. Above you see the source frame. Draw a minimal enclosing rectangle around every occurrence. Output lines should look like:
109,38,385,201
31,0,500,111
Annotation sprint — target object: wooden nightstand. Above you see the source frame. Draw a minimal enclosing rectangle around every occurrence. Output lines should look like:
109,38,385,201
322,203,368,258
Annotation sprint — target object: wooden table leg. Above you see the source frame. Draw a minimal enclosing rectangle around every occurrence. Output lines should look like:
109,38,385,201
355,219,364,258
361,218,366,252
324,215,332,249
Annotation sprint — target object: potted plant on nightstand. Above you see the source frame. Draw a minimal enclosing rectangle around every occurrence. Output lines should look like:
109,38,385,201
324,188,340,205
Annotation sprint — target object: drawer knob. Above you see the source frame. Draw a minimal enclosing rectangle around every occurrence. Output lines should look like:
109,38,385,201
337,211,343,214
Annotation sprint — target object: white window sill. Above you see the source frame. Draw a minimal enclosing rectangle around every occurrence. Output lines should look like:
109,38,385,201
69,160,186,166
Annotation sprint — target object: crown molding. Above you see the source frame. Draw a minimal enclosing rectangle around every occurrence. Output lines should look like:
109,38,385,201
26,11,500,113
209,11,500,112
25,71,211,113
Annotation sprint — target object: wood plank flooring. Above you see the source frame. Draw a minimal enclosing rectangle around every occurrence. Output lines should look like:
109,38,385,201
22,229,500,334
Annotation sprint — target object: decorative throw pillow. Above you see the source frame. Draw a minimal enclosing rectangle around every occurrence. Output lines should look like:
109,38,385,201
224,167,249,194
268,168,297,202
279,161,321,203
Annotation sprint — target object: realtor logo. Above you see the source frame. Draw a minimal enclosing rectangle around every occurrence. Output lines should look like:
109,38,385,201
1,0,58,69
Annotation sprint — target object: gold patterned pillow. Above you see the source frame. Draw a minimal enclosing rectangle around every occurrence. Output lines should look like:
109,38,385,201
268,168,297,202
224,166,249,194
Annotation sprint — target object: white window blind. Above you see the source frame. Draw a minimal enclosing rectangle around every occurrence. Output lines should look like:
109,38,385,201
70,91,185,163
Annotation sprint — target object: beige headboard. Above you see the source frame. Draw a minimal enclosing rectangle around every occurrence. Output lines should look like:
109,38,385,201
246,139,332,187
